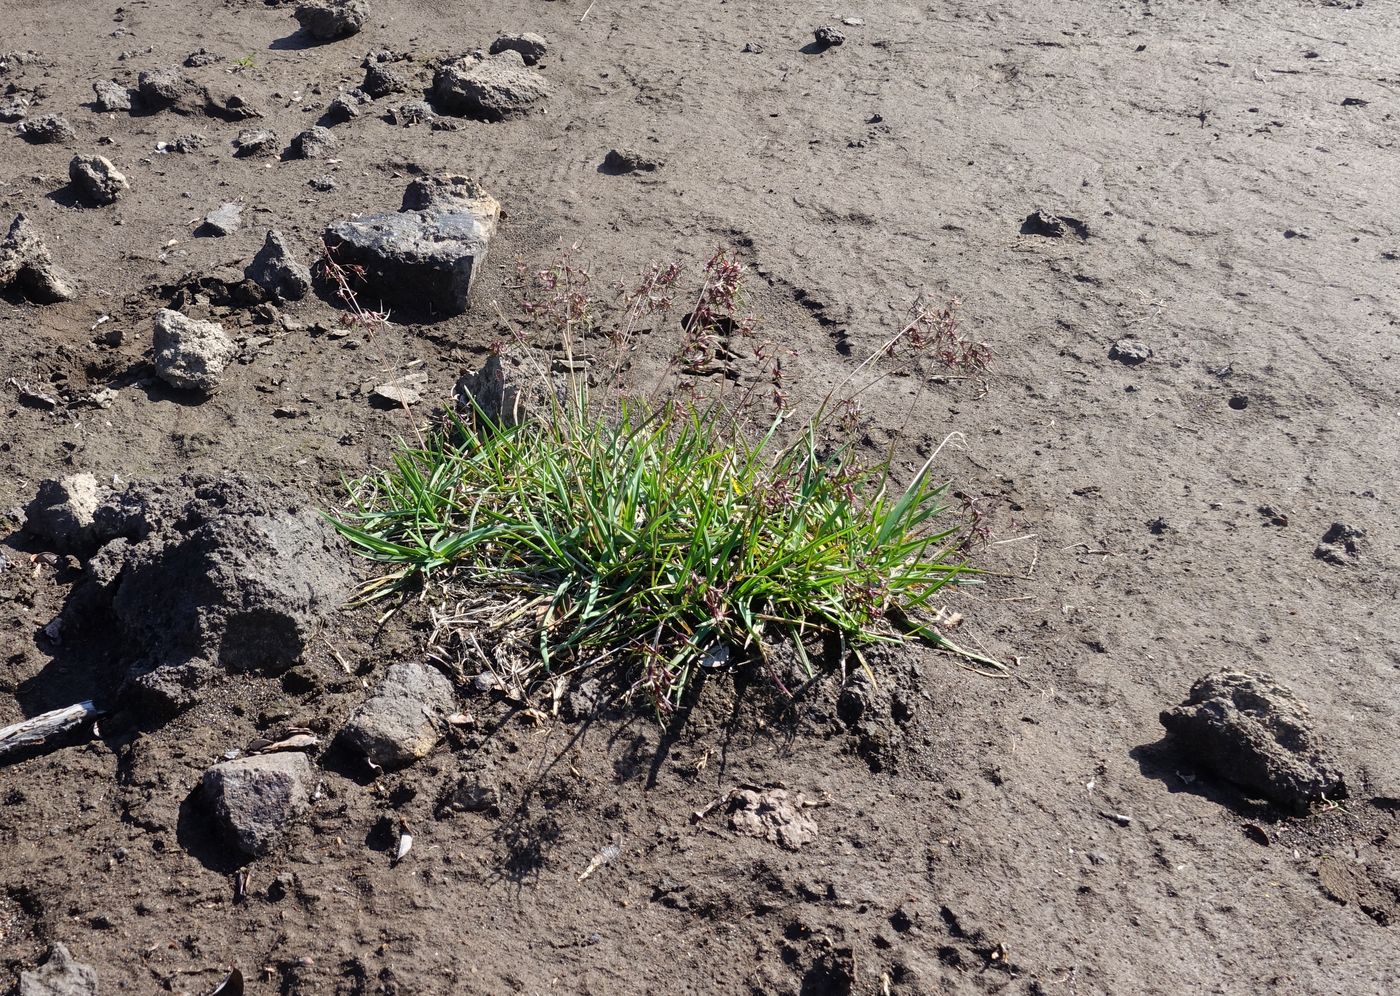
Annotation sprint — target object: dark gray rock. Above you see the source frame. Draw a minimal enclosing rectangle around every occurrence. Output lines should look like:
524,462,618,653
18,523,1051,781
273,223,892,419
325,88,370,122
489,32,548,66
454,353,531,427
184,48,223,68
602,147,663,174
76,473,354,692
0,214,76,303
18,943,98,996
199,202,243,236
362,61,408,98
137,67,200,111
202,752,315,856
294,0,369,41
204,88,264,121
151,308,235,391
171,132,208,154
388,100,434,126
23,475,103,552
813,26,846,47
433,51,550,121
323,178,500,316
1314,522,1364,566
1160,670,1347,809
340,661,455,768
232,127,278,157
288,125,336,159
91,80,133,112
1109,338,1152,366
68,154,128,205
436,773,500,816
17,114,74,144
246,230,312,302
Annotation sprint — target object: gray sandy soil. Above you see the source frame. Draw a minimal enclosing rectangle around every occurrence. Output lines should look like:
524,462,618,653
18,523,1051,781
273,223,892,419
1,1,1397,993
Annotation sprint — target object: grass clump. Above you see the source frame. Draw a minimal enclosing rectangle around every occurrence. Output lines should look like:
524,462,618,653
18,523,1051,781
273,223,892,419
332,247,996,715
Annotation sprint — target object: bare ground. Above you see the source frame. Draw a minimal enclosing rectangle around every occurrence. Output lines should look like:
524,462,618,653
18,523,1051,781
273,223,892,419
2,1,1398,994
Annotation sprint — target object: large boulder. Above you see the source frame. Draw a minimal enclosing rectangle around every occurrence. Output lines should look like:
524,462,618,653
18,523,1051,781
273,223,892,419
1159,670,1347,809
322,176,500,317
202,752,315,856
433,51,549,121
0,214,75,303
151,309,235,391
340,661,456,768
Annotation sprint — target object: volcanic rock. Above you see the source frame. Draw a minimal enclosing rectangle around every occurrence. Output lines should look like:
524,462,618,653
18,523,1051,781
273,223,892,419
203,752,315,856
433,51,549,121
151,308,235,391
1160,670,1347,809
68,154,128,205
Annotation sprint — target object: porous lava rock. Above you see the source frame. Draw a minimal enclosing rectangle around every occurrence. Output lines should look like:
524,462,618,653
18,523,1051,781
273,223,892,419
1159,670,1347,809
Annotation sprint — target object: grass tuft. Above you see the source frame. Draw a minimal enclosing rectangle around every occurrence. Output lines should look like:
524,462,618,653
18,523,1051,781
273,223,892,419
335,387,980,715
333,246,998,716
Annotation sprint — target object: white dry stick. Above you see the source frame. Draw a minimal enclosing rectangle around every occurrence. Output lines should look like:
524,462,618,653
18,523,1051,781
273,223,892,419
0,700,102,759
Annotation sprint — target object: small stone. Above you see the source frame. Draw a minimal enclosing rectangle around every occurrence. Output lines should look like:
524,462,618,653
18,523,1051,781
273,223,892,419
17,114,75,144
137,67,199,110
0,95,28,122
199,202,243,237
92,80,133,112
388,100,434,126
18,943,98,996
433,51,550,121
232,127,279,157
1108,338,1152,366
1022,209,1090,239
202,752,315,856
728,788,818,850
24,475,103,552
489,32,549,66
288,125,336,159
602,147,663,174
370,383,422,407
455,353,531,427
204,89,265,121
294,0,369,41
171,133,208,154
246,230,312,302
813,26,846,47
0,214,76,303
339,661,456,769
309,175,337,192
151,308,235,392
68,154,128,206
1314,522,1363,566
435,774,500,817
184,48,223,68
1160,670,1347,810
361,61,408,98
325,88,370,122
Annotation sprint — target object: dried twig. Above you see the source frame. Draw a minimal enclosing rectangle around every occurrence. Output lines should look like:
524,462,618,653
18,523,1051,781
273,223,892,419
0,700,102,759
